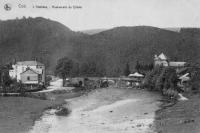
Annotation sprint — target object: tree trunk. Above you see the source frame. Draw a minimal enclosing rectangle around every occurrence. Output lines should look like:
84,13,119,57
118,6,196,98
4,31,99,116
63,78,66,87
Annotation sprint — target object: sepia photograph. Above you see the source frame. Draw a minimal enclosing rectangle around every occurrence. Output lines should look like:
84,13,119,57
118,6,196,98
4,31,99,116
0,0,200,133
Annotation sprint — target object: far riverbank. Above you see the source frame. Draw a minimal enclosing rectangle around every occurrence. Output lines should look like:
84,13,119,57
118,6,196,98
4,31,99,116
154,93,200,133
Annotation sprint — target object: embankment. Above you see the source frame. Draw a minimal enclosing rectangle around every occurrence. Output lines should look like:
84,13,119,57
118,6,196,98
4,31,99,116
0,88,83,133
154,93,200,133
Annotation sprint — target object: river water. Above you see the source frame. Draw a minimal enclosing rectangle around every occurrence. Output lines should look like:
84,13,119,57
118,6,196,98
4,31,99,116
29,88,161,133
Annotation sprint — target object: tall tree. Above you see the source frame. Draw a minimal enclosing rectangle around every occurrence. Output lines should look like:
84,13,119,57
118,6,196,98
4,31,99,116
124,63,131,76
135,60,140,72
55,57,73,86
0,64,13,93
70,62,80,77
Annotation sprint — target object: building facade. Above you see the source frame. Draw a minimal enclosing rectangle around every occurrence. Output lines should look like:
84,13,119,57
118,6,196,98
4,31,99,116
154,53,186,67
9,61,45,85
154,53,169,66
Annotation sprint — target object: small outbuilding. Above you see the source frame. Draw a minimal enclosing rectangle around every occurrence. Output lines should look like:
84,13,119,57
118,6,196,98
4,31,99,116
128,72,144,78
20,68,43,85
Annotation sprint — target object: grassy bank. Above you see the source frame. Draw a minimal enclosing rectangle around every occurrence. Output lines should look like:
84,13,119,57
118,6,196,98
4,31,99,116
0,89,83,133
154,93,200,133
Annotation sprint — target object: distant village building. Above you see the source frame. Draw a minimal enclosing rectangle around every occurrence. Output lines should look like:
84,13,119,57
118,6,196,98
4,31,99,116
9,61,45,85
124,72,144,88
154,53,186,67
154,53,168,66
169,62,186,67
128,72,144,78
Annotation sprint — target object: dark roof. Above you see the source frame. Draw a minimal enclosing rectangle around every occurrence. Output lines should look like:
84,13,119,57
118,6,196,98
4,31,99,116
20,68,39,75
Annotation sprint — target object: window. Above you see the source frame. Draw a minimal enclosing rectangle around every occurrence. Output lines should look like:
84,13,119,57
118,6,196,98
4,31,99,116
27,76,30,81
38,74,42,81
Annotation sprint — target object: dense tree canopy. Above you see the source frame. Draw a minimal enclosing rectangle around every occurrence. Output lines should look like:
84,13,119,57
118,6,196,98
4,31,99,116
55,57,73,86
143,66,179,97
124,63,131,76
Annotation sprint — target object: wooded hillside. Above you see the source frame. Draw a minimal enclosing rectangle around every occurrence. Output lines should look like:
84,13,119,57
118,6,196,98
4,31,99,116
0,17,200,76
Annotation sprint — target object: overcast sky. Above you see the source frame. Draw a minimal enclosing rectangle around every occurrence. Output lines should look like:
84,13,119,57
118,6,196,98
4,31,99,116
1,0,200,31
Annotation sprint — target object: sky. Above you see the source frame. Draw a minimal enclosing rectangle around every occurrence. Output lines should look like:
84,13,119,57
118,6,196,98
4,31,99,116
1,0,200,31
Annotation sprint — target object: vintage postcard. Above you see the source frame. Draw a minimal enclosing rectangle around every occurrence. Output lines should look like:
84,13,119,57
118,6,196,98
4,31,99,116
0,0,200,133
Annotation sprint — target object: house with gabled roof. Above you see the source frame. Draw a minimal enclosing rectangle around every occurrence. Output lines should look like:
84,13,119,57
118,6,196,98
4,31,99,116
154,53,186,68
9,61,45,85
20,68,43,85
154,53,169,66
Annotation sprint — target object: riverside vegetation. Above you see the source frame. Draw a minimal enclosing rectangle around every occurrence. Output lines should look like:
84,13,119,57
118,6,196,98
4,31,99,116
142,64,200,98
152,66,200,133
143,66,179,98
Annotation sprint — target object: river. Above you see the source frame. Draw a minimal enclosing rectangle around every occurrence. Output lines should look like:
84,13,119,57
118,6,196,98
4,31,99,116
29,87,161,133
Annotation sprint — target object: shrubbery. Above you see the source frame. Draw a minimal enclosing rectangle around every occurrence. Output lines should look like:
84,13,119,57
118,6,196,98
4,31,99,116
142,66,179,97
55,107,71,116
45,76,52,86
190,68,200,92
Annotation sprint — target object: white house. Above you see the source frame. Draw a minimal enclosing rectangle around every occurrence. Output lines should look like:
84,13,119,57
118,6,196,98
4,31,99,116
9,61,45,85
154,53,186,67
154,53,169,66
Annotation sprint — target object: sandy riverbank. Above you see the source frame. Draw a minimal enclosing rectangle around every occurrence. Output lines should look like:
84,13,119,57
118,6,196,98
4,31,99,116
0,89,83,133
154,93,200,133
29,87,162,133
4,87,199,133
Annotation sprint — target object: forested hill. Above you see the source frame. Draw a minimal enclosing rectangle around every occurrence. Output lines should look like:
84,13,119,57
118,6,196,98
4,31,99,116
0,17,200,76
0,17,85,71
75,26,200,76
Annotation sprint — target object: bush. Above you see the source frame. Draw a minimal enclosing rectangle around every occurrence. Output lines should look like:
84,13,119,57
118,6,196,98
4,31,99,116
55,107,71,116
190,68,200,92
45,76,52,86
143,66,179,97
